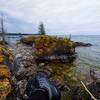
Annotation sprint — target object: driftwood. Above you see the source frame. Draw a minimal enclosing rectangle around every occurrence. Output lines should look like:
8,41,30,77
81,81,97,100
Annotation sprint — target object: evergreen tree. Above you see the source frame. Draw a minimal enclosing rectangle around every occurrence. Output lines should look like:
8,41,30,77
38,22,46,35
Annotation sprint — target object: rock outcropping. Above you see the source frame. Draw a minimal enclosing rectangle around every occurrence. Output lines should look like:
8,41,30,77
74,42,92,47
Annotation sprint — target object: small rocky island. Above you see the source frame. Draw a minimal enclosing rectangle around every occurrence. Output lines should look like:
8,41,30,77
1,35,99,100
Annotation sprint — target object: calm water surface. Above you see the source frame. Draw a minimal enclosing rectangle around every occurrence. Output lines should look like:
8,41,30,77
72,35,100,80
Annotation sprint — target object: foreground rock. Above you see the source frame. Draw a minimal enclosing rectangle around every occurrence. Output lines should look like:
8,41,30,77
11,43,37,80
5,43,38,99
0,44,15,100
82,70,100,99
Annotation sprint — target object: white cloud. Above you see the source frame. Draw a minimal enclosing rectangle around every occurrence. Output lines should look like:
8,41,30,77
0,0,100,35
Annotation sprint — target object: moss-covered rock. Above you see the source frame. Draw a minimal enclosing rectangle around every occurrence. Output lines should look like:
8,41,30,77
0,65,10,78
34,35,75,56
38,62,80,87
20,35,76,62
0,44,14,64
0,64,15,100
0,44,15,100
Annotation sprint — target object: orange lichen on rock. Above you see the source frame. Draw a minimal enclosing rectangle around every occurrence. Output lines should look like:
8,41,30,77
34,35,75,56
0,78,11,97
0,65,10,78
0,44,14,64
0,44,15,99
0,45,6,64
0,65,14,100
0,55,5,63
20,35,75,56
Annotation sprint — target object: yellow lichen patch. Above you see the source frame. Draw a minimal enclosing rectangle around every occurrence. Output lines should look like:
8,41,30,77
0,78,11,97
40,63,80,87
0,55,6,63
0,65,10,78
0,44,14,64
0,65,15,99
20,35,75,56
0,45,6,54
0,44,7,63
34,35,75,56
0,44,15,99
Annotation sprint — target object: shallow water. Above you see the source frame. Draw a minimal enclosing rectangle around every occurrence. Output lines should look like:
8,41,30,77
72,35,100,81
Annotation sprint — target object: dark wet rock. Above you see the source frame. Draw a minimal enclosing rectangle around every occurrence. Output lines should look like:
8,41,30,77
84,70,100,99
87,82,100,99
74,42,92,47
36,53,77,63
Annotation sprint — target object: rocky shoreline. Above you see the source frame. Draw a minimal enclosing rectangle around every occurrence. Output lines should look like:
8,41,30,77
1,35,99,100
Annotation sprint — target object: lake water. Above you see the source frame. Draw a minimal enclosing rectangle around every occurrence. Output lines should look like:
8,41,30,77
72,35,100,80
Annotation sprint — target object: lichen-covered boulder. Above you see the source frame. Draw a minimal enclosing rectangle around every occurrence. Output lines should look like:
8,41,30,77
0,65,15,100
0,78,11,100
34,35,75,56
34,36,76,62
20,35,76,62
0,55,5,63
0,44,14,64
0,65,10,78
0,44,15,100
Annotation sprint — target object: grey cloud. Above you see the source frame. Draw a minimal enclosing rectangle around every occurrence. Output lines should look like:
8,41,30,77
0,0,100,35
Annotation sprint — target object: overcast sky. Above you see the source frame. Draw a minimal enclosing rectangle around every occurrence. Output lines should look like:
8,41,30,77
0,0,100,35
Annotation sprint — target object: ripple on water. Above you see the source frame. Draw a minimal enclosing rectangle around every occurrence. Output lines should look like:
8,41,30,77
72,35,100,82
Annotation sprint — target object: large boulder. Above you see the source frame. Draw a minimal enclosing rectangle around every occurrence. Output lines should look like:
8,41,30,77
0,65,15,100
20,35,76,62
